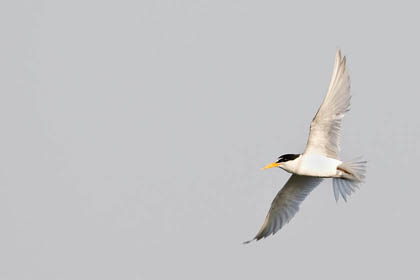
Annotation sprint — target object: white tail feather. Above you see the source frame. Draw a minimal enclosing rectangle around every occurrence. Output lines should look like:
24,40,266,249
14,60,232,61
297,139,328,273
333,159,367,202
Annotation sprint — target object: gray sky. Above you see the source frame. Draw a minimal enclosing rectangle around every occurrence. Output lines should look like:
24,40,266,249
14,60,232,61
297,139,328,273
1,1,419,279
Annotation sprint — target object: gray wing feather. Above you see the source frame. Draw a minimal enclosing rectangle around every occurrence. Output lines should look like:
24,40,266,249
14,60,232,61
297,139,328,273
244,175,323,243
304,49,351,158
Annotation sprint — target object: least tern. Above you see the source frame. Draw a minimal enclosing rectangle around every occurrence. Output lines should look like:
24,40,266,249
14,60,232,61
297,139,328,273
245,49,366,243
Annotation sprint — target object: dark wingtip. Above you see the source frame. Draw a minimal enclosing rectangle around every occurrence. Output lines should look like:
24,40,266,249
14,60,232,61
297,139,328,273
243,238,255,245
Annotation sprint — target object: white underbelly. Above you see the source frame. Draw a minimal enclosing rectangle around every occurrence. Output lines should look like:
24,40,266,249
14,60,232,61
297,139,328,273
296,154,342,177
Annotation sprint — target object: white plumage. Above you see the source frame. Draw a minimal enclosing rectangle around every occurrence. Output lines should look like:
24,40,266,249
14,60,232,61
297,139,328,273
245,49,366,244
305,49,351,158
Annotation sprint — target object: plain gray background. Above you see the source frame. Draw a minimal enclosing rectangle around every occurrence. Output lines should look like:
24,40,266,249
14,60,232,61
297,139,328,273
1,0,419,279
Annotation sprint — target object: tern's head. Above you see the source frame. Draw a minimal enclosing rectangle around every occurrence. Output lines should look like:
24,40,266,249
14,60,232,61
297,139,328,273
261,154,301,170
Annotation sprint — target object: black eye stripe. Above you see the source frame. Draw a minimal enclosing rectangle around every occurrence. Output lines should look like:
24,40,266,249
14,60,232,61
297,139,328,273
276,154,300,163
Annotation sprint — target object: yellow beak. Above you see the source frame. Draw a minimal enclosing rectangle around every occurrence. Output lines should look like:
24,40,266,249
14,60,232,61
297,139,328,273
261,162,280,170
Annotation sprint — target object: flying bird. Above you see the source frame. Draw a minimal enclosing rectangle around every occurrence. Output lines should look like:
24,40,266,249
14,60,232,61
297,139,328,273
245,49,366,243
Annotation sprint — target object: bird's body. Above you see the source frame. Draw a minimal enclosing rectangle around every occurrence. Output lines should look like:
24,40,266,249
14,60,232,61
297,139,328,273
245,49,366,243
280,154,342,178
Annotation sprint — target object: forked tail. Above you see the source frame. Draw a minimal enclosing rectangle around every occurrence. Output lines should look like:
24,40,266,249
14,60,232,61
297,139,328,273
333,158,367,202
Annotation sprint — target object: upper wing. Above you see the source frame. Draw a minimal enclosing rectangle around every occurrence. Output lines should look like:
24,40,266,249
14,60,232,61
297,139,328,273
244,175,323,243
304,49,351,159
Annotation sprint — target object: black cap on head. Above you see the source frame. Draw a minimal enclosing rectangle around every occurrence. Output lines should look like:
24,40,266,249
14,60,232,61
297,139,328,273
276,154,300,163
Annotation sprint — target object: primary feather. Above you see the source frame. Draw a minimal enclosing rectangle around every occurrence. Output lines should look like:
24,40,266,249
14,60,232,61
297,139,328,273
244,175,323,243
304,50,351,158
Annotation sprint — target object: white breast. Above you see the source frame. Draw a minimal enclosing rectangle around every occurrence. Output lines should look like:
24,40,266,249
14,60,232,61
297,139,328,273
283,154,342,177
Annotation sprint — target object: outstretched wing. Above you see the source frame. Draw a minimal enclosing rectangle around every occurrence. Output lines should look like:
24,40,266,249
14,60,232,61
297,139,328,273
304,49,351,159
244,175,323,243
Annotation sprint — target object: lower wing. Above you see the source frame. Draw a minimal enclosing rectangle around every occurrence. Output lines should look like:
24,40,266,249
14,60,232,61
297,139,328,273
244,175,323,243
